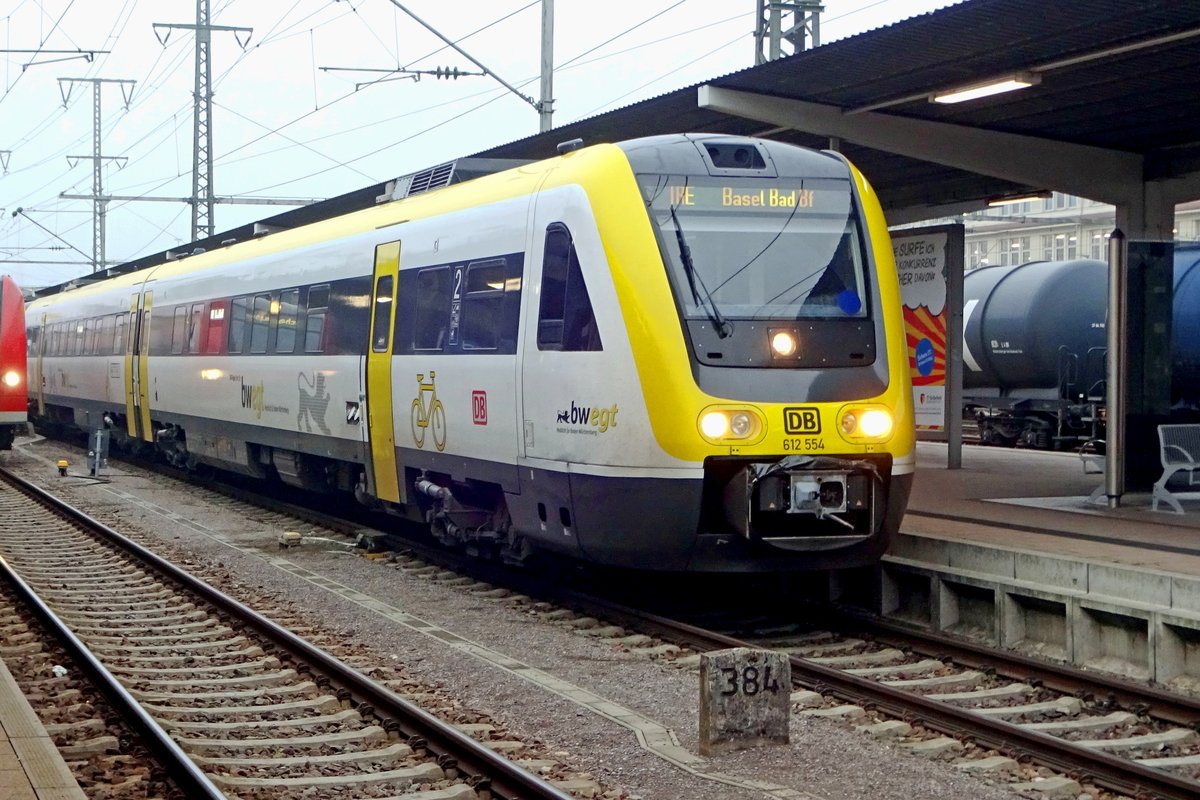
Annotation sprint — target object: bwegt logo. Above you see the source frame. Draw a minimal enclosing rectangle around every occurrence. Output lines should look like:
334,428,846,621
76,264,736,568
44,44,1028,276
556,401,619,432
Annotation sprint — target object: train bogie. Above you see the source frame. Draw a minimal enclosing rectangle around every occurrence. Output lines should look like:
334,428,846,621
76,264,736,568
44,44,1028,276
26,134,914,572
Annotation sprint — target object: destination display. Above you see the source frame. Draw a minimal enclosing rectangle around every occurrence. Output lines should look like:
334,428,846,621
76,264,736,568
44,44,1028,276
642,178,849,215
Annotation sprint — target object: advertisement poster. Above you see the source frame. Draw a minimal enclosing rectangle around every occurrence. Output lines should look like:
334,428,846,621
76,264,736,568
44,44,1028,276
893,232,948,430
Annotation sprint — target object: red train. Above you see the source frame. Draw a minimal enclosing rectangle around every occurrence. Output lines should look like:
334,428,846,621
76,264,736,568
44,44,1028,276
1,275,27,449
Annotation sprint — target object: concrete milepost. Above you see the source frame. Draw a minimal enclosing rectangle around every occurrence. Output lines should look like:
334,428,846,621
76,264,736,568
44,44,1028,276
699,648,791,755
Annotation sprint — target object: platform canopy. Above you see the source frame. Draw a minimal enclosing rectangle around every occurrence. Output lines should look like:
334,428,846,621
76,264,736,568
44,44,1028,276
472,0,1200,226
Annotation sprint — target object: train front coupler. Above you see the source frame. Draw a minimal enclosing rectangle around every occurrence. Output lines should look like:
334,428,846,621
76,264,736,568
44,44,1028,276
722,455,884,550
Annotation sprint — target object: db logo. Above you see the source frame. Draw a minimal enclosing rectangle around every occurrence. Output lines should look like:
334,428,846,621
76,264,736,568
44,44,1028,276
472,390,487,425
783,407,821,434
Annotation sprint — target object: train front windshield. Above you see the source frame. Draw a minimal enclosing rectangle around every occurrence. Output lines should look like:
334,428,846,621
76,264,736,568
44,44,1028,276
639,176,868,322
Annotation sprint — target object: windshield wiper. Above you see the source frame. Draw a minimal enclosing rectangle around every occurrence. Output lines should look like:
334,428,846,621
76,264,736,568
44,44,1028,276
670,207,732,339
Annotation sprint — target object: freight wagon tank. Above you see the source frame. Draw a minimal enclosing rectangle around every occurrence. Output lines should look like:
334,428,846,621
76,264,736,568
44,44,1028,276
962,259,1108,447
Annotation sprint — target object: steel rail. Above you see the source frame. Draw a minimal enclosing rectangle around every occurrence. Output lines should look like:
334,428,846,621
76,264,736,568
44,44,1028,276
0,466,574,800
829,606,1200,726
0,482,226,799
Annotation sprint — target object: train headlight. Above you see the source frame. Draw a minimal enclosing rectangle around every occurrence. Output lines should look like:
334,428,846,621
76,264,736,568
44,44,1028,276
699,406,765,444
700,412,728,439
860,409,893,438
2,370,19,388
770,330,797,358
838,405,894,442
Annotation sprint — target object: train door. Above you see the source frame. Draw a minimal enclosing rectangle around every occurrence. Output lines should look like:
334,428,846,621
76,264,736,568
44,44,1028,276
363,240,405,504
124,289,154,441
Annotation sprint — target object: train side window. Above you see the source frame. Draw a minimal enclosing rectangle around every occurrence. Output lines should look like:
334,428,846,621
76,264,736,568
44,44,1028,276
413,267,450,351
304,284,329,353
538,224,602,351
171,307,188,354
275,288,299,353
83,319,96,355
187,303,204,354
371,275,395,353
461,259,510,350
228,296,249,354
72,321,85,356
249,294,271,354
97,316,113,355
206,301,227,354
113,314,127,355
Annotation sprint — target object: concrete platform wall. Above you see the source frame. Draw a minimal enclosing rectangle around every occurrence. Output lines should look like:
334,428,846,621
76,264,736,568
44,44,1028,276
838,533,1200,688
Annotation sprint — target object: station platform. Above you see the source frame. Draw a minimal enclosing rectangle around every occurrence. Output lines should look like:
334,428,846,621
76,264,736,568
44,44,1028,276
0,658,85,800
905,441,1200,576
877,442,1200,686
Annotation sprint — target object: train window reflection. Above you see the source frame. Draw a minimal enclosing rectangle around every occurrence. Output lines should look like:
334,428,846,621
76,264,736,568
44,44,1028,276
639,175,868,321
413,268,450,351
371,276,394,353
276,289,299,353
228,297,249,354
462,259,508,350
249,294,271,354
171,307,188,354
305,284,329,354
538,223,601,352
188,303,203,354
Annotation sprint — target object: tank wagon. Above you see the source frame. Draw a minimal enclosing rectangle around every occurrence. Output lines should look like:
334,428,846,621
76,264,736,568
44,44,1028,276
26,134,915,572
963,245,1200,448
0,275,27,449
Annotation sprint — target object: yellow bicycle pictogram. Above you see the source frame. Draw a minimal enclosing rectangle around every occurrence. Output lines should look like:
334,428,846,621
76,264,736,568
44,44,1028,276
411,371,446,451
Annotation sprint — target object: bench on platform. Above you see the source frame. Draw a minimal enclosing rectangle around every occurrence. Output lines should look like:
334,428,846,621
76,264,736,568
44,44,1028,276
1152,424,1200,514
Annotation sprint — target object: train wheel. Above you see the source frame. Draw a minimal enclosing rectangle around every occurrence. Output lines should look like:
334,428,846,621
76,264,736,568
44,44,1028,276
431,400,446,451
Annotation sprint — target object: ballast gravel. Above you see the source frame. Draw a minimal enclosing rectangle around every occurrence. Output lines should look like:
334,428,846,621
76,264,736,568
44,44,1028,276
3,438,1025,800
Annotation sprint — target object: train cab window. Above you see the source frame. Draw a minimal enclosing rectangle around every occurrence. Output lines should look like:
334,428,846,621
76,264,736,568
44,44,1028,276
249,294,271,354
206,302,227,354
304,284,329,354
113,313,127,355
275,289,299,353
461,260,504,350
371,276,395,353
413,268,450,351
538,224,602,351
188,303,204,354
171,307,188,354
228,296,249,354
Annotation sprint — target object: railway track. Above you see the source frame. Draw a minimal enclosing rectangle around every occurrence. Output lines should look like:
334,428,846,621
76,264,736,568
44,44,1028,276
0,465,574,800
160,460,1200,799
542,595,1200,800
18,436,1200,799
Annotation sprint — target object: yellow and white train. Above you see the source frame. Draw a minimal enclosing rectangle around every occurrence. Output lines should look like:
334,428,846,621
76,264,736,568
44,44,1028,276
26,133,913,571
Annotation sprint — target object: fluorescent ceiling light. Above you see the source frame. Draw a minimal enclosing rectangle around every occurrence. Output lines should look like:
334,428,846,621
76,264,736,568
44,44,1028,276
932,72,1040,104
987,192,1050,207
